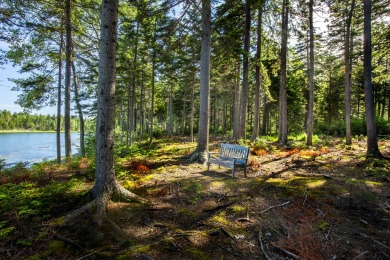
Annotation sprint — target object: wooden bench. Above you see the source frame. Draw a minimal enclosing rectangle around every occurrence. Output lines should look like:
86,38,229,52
207,143,250,178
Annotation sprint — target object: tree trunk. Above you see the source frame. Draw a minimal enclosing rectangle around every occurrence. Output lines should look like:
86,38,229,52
57,24,64,164
278,0,289,145
344,0,355,145
149,49,156,145
182,87,187,136
71,62,85,156
252,3,263,141
363,0,381,157
167,85,173,136
238,0,251,140
190,74,195,142
233,63,240,139
213,87,217,137
306,0,315,146
127,21,139,146
222,90,226,136
192,0,211,161
65,0,72,159
139,71,144,140
261,95,267,135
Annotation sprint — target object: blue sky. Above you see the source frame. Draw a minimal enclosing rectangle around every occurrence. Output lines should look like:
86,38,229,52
0,41,58,115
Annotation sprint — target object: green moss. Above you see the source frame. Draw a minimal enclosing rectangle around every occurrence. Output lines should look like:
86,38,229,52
177,208,196,217
364,180,383,186
184,247,209,260
315,220,329,231
47,240,65,254
229,205,246,213
183,180,203,204
210,211,230,226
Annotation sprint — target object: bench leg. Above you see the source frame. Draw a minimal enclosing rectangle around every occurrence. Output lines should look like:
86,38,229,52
244,165,247,178
207,162,210,172
232,165,235,178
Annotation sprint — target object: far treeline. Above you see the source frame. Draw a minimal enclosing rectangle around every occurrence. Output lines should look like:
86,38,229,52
0,109,85,132
0,0,389,159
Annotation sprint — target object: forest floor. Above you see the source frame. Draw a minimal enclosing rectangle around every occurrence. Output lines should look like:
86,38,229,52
0,136,390,259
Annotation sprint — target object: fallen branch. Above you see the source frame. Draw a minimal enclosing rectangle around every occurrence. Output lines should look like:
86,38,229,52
237,217,253,223
260,201,290,214
204,201,235,212
273,245,302,259
221,227,235,239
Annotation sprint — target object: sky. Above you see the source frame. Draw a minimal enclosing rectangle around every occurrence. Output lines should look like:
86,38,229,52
0,41,58,115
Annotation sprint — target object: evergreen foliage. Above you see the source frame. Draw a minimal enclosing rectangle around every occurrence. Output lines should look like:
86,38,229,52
0,109,82,131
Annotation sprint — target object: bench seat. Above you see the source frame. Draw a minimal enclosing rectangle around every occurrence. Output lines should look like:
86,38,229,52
207,143,249,177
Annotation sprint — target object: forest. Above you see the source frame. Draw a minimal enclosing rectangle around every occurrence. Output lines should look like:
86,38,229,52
0,0,389,259
0,109,83,131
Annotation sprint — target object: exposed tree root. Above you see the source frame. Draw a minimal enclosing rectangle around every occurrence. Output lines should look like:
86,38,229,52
53,233,84,251
113,180,149,204
60,182,149,247
186,150,208,163
63,199,99,225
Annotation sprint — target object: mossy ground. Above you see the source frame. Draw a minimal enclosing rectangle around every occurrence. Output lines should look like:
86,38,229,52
0,137,389,259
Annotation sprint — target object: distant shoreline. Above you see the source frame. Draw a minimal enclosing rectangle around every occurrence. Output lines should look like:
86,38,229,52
0,130,79,133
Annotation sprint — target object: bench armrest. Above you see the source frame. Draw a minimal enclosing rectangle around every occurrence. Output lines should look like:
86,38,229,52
207,151,219,158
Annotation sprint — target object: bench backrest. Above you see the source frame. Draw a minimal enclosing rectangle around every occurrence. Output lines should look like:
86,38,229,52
219,143,249,163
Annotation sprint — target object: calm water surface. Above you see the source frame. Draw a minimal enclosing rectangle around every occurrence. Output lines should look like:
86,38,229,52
0,132,80,165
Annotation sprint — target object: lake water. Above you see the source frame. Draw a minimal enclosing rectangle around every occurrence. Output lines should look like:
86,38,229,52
0,132,80,166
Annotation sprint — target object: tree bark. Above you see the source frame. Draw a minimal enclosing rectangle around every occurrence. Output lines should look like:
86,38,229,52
127,21,139,147
238,0,251,140
190,74,195,142
57,23,64,164
363,0,382,157
72,61,85,156
213,87,217,137
306,0,315,146
344,0,355,145
149,49,156,145
278,0,289,145
233,63,240,139
182,86,187,136
193,0,211,161
65,0,72,159
252,2,263,141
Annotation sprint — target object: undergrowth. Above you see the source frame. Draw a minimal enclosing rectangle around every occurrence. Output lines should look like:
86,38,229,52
0,136,389,259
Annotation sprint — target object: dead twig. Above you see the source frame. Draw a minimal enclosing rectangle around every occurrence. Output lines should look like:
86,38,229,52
359,233,390,251
302,186,307,207
258,229,271,260
260,201,290,214
237,217,253,223
76,252,95,260
351,251,369,260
